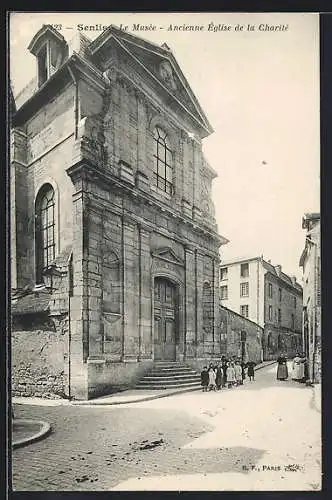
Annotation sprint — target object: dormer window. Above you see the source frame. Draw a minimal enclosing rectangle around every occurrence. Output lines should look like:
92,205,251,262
37,45,48,86
36,40,64,86
28,25,68,88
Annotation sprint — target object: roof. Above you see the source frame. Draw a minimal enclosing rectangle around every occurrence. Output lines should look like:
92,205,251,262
11,289,51,315
220,256,261,267
15,25,213,138
220,255,302,292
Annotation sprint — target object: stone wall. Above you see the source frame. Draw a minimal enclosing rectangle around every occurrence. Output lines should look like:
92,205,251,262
87,359,154,399
262,325,302,361
12,319,67,398
219,306,263,364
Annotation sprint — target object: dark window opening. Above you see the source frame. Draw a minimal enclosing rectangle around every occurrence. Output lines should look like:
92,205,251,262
38,44,48,86
35,184,56,284
153,126,173,195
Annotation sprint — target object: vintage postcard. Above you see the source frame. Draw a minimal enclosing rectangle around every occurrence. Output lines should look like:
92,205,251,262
9,11,321,491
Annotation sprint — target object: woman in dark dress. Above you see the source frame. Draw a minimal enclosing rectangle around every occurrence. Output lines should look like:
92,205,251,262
276,354,288,381
215,362,223,390
221,357,228,388
246,360,256,381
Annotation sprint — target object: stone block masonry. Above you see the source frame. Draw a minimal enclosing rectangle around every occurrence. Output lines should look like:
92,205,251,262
12,328,66,398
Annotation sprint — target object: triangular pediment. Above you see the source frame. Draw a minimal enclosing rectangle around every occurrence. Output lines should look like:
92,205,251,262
151,247,184,266
89,26,213,137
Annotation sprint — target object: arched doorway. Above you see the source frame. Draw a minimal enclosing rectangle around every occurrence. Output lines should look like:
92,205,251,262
154,277,178,360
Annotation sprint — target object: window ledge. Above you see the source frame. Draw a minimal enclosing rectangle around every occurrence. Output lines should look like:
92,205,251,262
151,184,173,200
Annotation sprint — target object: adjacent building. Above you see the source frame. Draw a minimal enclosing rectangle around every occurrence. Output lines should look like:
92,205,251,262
11,25,228,400
299,213,321,383
219,256,303,360
219,305,263,365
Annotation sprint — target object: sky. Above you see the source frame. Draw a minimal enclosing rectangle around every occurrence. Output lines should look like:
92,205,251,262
9,12,320,281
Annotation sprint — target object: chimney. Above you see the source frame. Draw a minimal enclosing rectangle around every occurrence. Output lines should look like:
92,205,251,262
275,265,282,276
291,276,297,287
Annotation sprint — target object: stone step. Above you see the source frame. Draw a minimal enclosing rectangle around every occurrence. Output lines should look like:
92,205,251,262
136,381,201,390
140,376,200,384
149,369,196,376
153,363,188,368
150,366,195,372
136,361,201,390
148,371,198,378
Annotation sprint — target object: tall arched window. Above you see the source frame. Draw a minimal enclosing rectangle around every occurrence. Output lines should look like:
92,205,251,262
153,126,173,194
35,184,55,284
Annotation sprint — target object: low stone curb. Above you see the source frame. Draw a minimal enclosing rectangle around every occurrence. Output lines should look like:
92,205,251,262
71,385,202,406
255,360,277,371
12,419,52,449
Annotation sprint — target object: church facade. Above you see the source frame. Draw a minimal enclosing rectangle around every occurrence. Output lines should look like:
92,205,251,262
11,25,228,400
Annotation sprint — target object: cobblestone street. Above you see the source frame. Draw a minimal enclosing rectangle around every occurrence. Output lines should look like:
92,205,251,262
12,364,321,491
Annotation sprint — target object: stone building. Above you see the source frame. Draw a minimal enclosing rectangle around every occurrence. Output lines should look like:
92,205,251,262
219,256,303,360
11,25,228,400
299,213,321,383
219,306,263,365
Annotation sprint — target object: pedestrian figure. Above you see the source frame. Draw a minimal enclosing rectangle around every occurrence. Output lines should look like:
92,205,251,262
208,366,217,391
301,352,309,383
200,366,209,392
221,357,228,388
241,361,246,384
234,362,243,386
292,353,305,382
246,360,256,381
215,362,223,390
226,362,236,388
276,353,288,381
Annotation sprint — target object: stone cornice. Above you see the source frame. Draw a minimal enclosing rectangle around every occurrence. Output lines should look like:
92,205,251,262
66,159,223,248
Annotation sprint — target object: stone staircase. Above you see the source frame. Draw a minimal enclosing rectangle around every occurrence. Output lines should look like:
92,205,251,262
136,361,201,390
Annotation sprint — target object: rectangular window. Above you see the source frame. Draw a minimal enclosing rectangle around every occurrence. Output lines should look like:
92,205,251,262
240,305,249,318
294,296,297,308
240,263,249,278
268,305,273,321
268,283,273,298
278,308,282,323
291,313,295,330
220,267,228,281
240,282,249,297
279,288,282,301
153,127,173,195
220,285,228,300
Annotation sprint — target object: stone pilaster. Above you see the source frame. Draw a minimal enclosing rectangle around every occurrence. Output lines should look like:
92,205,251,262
193,140,202,207
196,251,205,357
184,245,196,359
122,218,140,361
136,94,150,192
113,81,121,167
86,206,103,359
213,256,220,355
119,80,130,166
69,189,89,399
11,128,30,288
138,224,153,359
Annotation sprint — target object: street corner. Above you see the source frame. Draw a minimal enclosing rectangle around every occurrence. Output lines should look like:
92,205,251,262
12,419,52,449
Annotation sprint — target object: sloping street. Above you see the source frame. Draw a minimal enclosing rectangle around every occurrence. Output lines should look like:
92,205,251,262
12,363,321,491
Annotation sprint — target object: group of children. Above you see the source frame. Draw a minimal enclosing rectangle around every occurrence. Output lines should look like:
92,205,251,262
200,357,256,392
